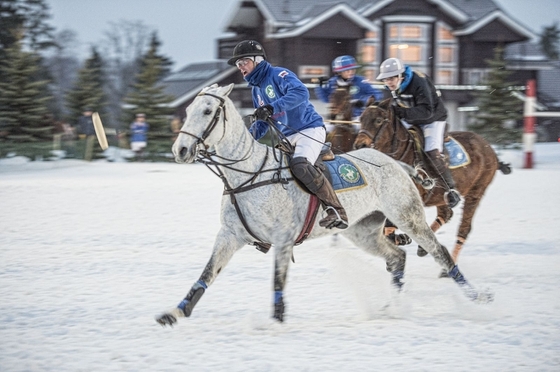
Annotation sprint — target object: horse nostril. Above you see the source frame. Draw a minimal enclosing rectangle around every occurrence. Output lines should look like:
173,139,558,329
180,147,188,157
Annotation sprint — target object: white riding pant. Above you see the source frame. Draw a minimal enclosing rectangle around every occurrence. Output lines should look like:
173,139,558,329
400,119,446,152
287,126,326,163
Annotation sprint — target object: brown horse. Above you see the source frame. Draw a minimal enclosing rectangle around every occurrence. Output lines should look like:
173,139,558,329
325,87,358,154
326,88,411,246
354,99,511,273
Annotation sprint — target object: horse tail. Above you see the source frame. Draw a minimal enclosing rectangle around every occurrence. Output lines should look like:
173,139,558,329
498,161,512,175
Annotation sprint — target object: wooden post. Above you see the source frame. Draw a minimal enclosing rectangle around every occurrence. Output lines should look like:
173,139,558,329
523,79,537,169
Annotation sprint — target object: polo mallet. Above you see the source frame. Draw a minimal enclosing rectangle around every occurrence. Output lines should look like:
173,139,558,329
92,112,109,150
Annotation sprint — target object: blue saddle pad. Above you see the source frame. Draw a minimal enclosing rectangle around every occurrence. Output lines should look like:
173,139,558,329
323,156,367,191
445,137,471,169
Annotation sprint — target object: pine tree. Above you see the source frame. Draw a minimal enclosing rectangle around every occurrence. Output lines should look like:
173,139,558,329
540,22,560,60
468,47,522,145
0,36,50,138
123,35,174,134
0,0,56,80
65,47,107,126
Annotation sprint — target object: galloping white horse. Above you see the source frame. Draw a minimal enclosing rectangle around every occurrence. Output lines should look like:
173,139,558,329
157,84,491,326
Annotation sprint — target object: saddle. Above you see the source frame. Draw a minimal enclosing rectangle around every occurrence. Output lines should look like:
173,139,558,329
408,126,451,169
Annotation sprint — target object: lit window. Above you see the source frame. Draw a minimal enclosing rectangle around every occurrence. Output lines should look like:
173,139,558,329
389,25,398,38
365,31,377,39
402,26,422,39
438,25,454,40
439,47,454,63
362,45,376,63
438,70,453,84
389,44,421,62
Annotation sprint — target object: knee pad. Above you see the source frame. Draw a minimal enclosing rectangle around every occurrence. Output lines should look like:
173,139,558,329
290,157,323,191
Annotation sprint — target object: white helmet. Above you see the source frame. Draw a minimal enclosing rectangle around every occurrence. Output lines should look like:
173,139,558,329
376,58,405,80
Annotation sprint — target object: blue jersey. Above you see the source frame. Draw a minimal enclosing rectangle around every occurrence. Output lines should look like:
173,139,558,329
245,61,324,140
315,75,383,117
130,122,149,142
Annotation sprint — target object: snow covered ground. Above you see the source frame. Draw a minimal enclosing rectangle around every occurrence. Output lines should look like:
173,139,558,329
1,143,559,371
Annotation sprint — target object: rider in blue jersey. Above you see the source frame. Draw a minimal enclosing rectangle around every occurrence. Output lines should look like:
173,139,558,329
315,55,384,118
228,40,348,229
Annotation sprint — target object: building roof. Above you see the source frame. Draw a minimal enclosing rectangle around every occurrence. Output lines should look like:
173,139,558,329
162,61,237,108
225,0,536,40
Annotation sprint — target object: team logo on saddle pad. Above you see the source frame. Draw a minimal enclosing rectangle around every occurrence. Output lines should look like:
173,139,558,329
324,156,367,191
338,163,360,183
445,137,471,169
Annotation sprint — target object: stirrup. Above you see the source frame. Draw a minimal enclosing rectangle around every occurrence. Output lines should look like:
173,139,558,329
319,207,348,229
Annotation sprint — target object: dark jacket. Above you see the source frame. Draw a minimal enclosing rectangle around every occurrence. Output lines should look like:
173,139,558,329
77,115,95,136
391,66,447,125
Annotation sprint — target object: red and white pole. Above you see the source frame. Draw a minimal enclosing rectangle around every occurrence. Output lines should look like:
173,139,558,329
523,79,537,169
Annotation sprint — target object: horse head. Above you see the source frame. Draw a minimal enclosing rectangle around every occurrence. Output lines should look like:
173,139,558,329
353,99,394,150
172,83,234,163
328,86,352,121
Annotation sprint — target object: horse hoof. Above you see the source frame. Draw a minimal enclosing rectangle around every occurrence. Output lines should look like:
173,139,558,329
156,313,177,327
417,246,428,257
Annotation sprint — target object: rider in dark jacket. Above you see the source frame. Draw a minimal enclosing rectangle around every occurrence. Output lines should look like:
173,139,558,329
228,40,348,229
377,58,460,208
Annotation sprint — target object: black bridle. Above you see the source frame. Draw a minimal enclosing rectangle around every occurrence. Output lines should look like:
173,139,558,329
179,92,227,149
357,105,414,161
176,91,291,252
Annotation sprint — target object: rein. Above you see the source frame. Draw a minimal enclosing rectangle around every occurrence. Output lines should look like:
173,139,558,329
182,92,293,251
359,106,414,162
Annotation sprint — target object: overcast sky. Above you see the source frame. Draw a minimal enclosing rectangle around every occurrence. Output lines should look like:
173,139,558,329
46,0,559,71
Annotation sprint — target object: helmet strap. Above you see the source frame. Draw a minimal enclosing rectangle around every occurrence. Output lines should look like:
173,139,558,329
391,74,403,94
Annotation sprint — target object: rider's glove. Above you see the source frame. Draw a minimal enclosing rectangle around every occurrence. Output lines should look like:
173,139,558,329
393,106,405,119
254,105,273,121
351,99,364,109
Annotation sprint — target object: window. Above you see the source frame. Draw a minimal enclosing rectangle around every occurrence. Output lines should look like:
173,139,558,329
439,47,454,63
386,23,429,66
438,25,454,40
438,70,453,85
362,44,377,64
463,69,490,85
402,26,422,39
435,22,458,84
389,44,422,62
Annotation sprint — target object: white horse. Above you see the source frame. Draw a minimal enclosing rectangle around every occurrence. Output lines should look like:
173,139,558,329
156,83,492,326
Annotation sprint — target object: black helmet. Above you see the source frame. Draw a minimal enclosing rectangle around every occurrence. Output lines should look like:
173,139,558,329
227,40,266,66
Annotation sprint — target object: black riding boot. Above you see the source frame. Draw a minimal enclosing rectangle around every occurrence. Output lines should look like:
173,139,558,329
290,157,348,229
427,149,461,208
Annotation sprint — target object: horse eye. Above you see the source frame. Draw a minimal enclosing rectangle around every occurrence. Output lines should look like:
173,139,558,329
204,108,212,115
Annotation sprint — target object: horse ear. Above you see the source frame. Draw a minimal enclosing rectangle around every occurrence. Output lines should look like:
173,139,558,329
222,83,235,96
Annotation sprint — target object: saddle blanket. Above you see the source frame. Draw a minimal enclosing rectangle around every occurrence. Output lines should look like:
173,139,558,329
323,156,367,191
445,137,471,169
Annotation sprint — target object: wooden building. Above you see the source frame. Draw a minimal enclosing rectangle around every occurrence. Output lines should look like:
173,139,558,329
164,0,557,135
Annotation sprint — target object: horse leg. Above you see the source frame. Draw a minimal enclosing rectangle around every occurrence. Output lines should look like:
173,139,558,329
417,206,453,257
272,243,295,322
156,229,246,326
383,198,492,302
384,219,412,246
343,212,407,289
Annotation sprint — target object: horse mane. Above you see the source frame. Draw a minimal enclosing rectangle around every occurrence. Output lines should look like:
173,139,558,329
360,97,394,130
